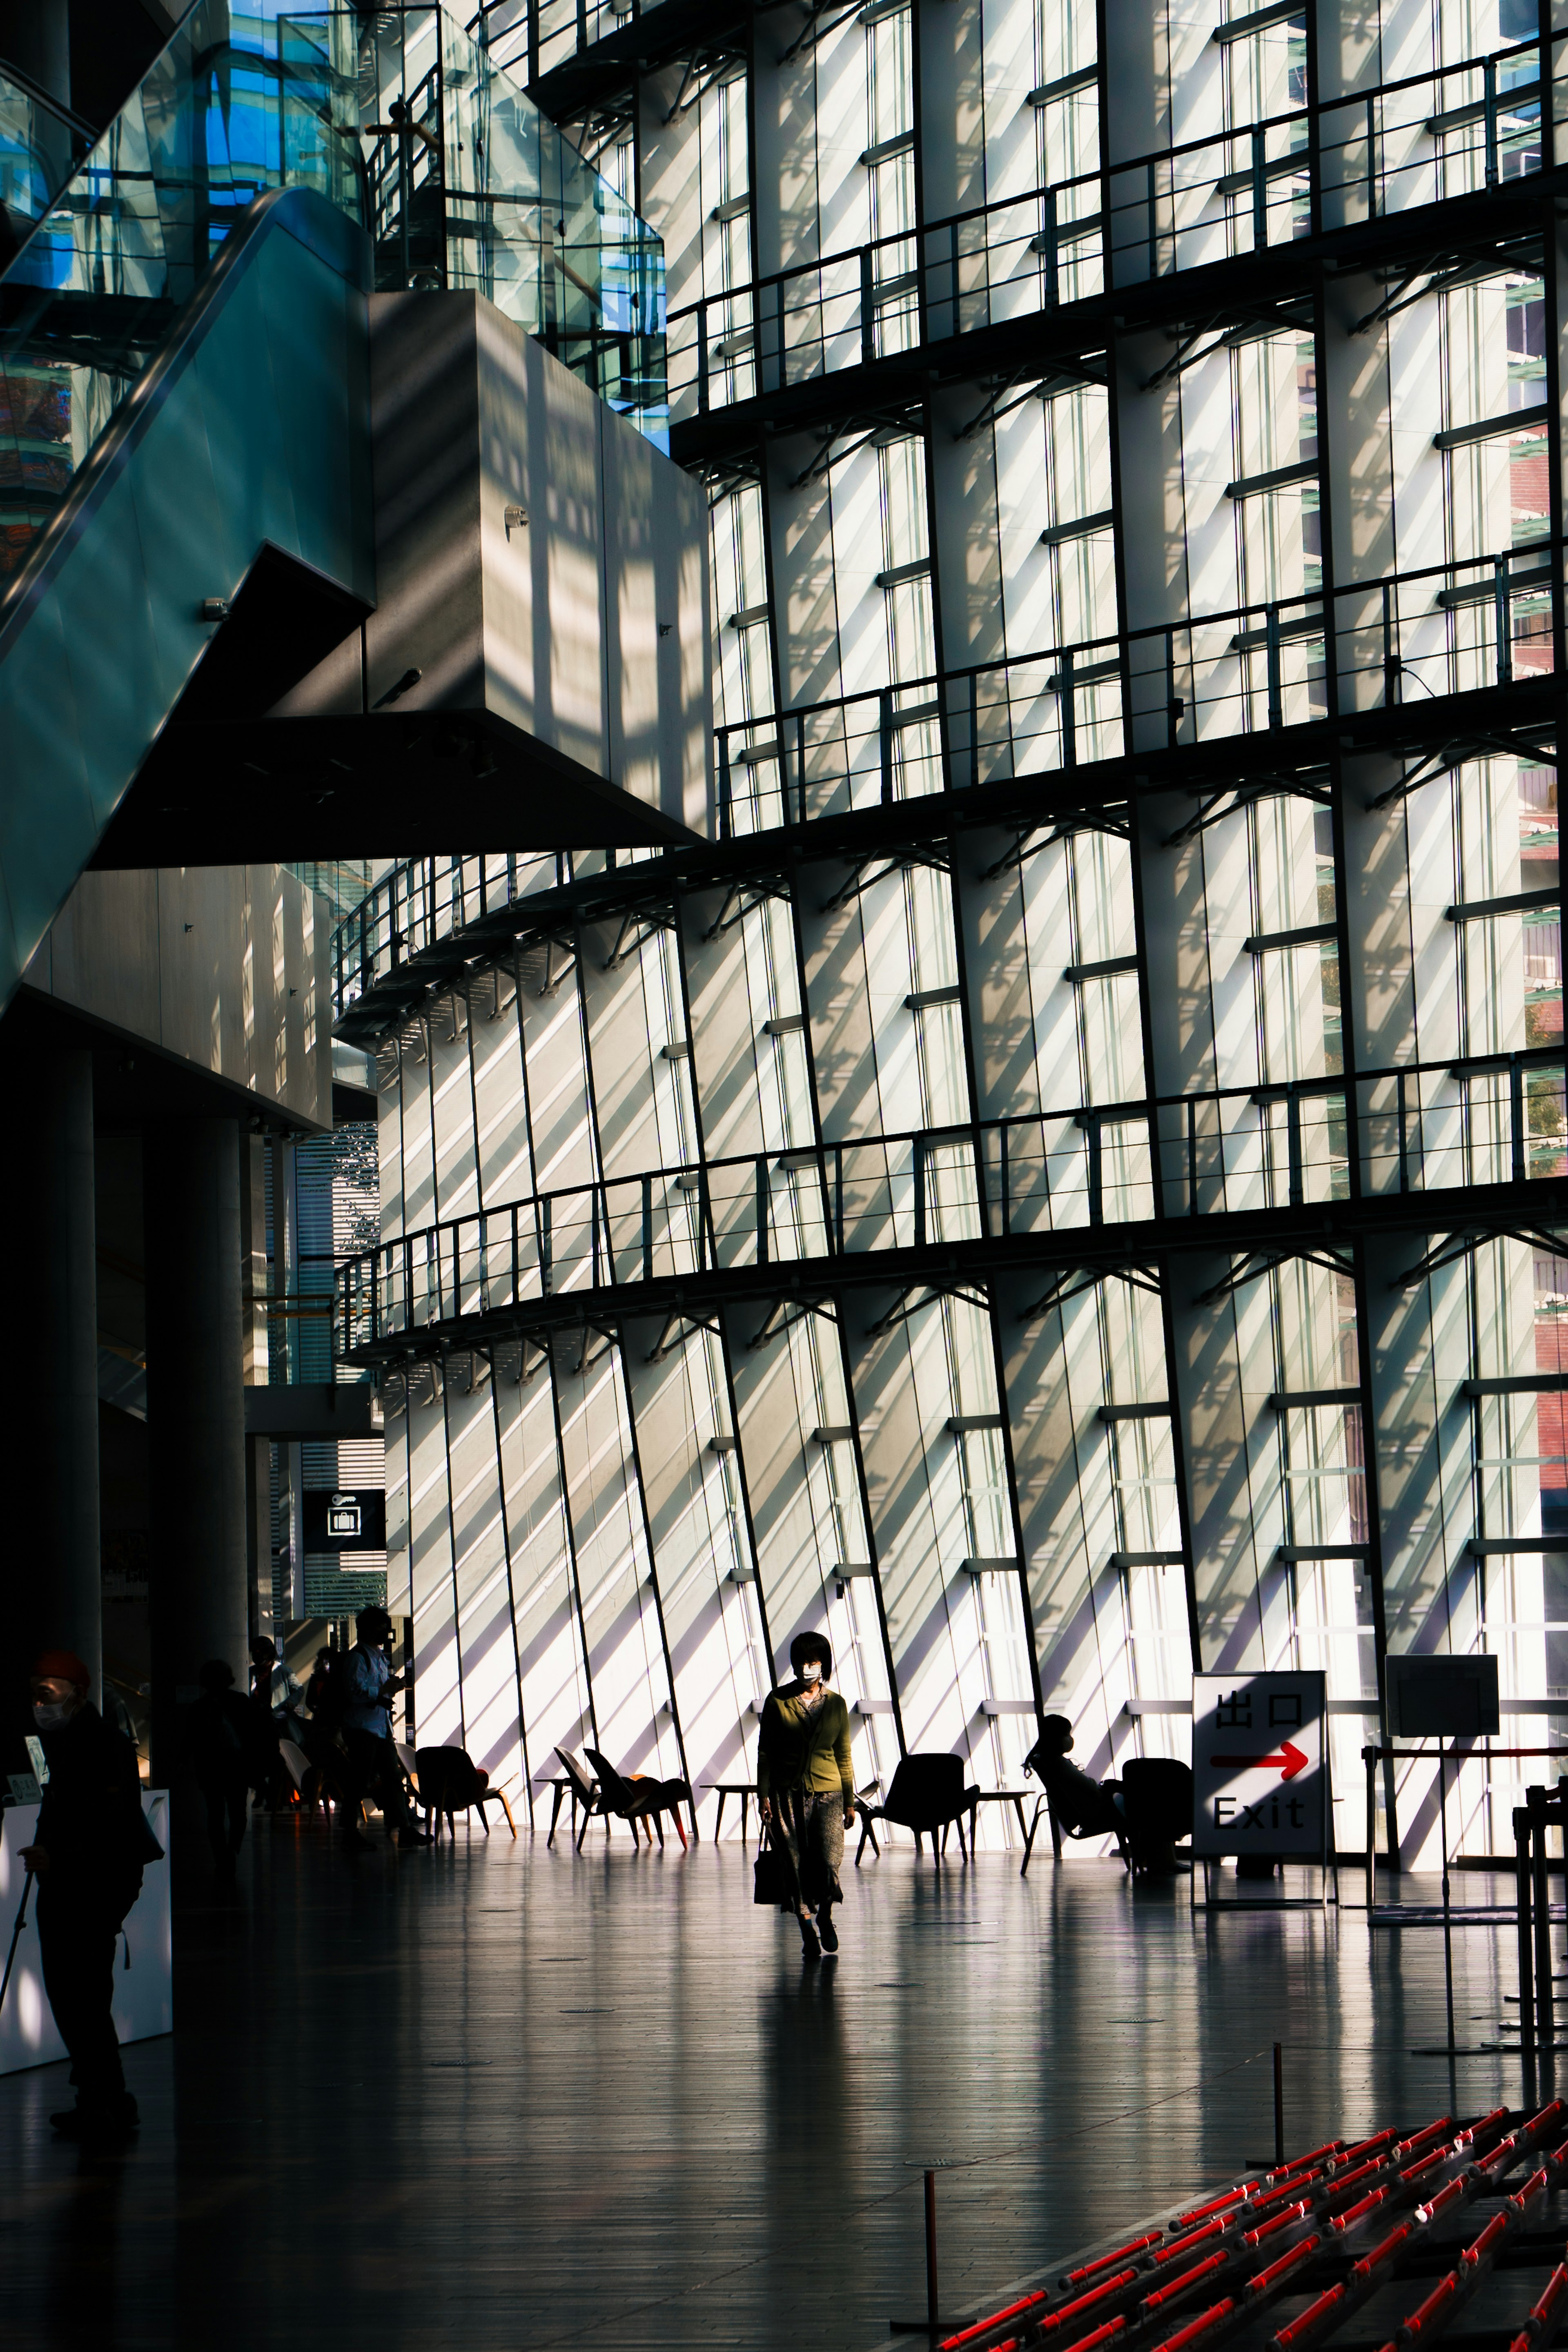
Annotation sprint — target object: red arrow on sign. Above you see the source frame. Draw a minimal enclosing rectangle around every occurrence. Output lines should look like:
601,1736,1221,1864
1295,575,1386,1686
1209,1740,1309,1782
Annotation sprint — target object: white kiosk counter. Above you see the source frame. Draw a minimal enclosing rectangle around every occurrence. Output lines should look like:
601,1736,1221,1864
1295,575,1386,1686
0,1795,172,2076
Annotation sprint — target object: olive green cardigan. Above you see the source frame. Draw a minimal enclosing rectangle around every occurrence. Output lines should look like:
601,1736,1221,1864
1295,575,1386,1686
756,1683,854,1802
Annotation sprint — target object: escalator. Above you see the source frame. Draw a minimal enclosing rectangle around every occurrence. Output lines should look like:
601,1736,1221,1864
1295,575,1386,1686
0,2,681,1020
0,4,375,1016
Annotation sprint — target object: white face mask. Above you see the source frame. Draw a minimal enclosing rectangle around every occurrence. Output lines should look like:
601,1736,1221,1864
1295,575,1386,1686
800,1661,822,1686
32,1700,74,1731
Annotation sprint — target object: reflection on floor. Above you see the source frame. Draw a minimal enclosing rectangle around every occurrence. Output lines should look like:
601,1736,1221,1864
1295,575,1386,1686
0,1822,1540,2352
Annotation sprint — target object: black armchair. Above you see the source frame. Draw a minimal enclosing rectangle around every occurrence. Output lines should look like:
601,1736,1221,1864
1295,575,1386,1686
549,1747,600,1847
855,1754,980,1864
583,1748,694,1850
415,1745,516,1841
1120,1757,1194,1873
1020,1750,1131,1876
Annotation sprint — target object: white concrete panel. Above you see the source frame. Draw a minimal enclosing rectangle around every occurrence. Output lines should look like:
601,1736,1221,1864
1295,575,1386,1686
516,950,597,1193
469,960,535,1210
581,920,693,1182
384,1402,412,1619
842,1292,993,1784
1167,1258,1285,1671
814,13,876,264
639,64,708,317
722,1301,898,1786
408,1381,462,1750
929,381,1007,673
429,987,480,1226
621,1320,766,1831
0,1796,171,2078
554,1344,680,1782
601,418,662,810
759,18,824,278
491,1356,590,1813
396,1016,438,1244
997,1269,1155,1813
443,1368,523,1795
680,887,773,1166
919,0,985,223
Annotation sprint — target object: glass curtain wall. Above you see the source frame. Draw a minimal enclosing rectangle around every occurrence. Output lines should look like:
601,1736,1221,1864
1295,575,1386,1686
329,0,1568,1862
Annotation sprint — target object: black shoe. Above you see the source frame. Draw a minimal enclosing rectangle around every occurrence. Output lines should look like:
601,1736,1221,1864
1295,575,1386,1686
396,1828,432,1849
799,1920,822,1961
819,1912,839,1953
342,1829,375,1855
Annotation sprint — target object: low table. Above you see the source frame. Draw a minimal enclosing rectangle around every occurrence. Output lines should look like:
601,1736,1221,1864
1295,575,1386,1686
704,1781,759,1841
969,1788,1033,1845
545,1774,593,1848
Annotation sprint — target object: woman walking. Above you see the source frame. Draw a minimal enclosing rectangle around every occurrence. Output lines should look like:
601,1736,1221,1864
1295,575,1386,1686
757,1632,855,1960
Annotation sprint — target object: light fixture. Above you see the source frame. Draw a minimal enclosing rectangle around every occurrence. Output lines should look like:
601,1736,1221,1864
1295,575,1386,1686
372,667,421,710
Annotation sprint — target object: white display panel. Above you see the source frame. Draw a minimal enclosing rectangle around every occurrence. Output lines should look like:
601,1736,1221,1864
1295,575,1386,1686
0,1795,172,2078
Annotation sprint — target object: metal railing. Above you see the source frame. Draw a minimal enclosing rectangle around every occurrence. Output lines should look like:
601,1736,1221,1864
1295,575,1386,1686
334,1047,1568,1352
714,545,1555,837
330,538,1561,1022
661,40,1552,424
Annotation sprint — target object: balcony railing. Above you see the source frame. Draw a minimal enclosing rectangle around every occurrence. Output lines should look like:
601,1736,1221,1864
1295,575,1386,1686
662,38,1552,425
334,1046,1568,1354
719,543,1557,831
329,538,1561,1022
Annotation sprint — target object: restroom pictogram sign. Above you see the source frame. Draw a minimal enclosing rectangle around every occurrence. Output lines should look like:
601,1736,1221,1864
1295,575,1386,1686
1191,1673,1327,1858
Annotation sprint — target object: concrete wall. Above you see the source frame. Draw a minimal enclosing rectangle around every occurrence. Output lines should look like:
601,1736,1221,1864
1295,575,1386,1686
342,292,713,840
20,864,333,1131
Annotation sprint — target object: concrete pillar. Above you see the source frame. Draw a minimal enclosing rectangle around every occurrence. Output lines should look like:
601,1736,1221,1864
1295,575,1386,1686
0,1045,102,1695
144,1120,248,1780
0,0,70,105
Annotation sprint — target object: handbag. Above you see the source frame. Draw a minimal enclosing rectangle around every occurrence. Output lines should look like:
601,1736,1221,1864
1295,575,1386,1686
753,1818,791,1907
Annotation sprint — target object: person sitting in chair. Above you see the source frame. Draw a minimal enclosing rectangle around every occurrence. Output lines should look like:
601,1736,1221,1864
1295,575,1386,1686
1023,1715,1127,1845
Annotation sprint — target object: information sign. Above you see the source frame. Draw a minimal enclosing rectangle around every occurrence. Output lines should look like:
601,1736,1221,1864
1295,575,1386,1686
1191,1671,1327,1859
303,1488,387,1553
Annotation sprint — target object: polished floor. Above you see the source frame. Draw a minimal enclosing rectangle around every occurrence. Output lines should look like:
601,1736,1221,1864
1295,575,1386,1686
0,1815,1544,2352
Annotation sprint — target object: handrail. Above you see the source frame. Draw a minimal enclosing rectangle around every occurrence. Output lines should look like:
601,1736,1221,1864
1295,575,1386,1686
0,0,667,604
329,534,1561,1021
660,34,1552,421
332,1044,1568,1354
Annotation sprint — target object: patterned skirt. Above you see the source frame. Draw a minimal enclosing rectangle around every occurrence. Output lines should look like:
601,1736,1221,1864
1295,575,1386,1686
773,1784,846,1912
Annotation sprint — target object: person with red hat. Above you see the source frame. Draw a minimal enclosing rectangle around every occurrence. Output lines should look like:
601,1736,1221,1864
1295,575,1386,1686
20,1648,162,2142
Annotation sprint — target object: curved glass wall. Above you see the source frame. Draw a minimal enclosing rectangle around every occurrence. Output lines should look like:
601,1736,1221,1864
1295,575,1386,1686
328,0,1565,1868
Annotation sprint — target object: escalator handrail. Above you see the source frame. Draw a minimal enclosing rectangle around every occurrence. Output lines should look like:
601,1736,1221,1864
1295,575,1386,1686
0,185,371,655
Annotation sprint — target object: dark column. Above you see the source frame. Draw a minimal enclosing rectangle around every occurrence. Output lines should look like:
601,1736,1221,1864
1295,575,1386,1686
145,1119,248,1783
0,1045,102,1693
0,0,70,103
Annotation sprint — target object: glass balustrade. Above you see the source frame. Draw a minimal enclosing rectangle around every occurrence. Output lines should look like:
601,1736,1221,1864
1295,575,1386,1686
0,0,665,587
301,5,665,439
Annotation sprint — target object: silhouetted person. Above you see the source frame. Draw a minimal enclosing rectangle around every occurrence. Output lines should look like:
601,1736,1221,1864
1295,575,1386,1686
250,1636,307,1738
248,1636,306,1807
1024,1714,1127,1842
20,1648,161,2143
181,1660,263,1880
339,1607,428,1851
302,1646,337,1764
